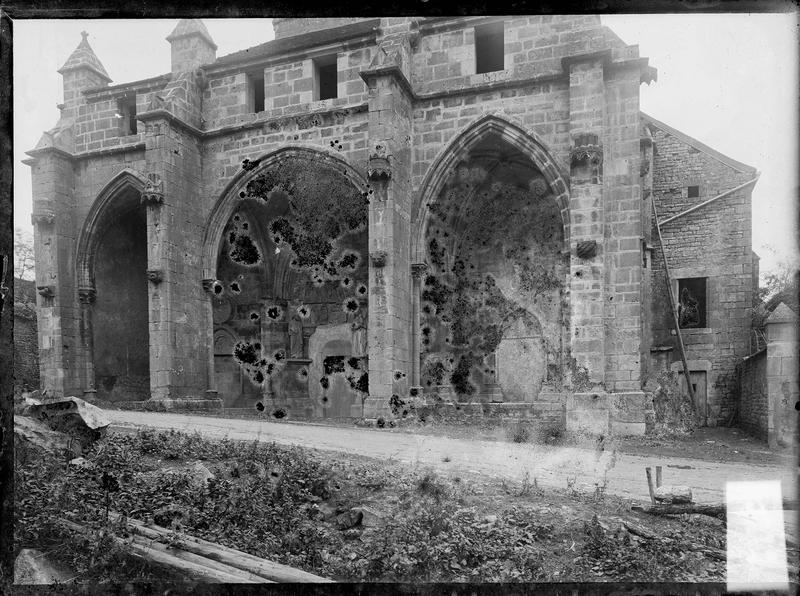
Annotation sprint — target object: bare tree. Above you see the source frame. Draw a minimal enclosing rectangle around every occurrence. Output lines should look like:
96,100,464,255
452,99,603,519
14,227,34,281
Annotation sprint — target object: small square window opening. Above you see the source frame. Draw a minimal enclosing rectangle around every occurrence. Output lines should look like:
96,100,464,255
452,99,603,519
249,74,265,113
677,277,707,329
475,22,505,74
118,96,137,136
313,54,338,101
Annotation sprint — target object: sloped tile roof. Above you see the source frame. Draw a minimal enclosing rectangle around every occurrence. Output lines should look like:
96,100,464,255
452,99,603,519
641,111,756,175
210,19,380,69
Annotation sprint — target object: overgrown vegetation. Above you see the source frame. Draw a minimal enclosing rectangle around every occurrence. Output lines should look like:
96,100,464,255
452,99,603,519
16,429,731,583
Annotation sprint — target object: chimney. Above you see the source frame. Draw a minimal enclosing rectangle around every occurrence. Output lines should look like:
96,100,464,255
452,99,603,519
166,19,218,73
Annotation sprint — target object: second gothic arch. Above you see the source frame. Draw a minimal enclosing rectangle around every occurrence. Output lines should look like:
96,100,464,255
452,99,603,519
412,113,571,264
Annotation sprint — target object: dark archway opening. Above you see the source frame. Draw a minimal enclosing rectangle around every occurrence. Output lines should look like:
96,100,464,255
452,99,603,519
212,155,369,416
420,133,567,403
93,203,150,401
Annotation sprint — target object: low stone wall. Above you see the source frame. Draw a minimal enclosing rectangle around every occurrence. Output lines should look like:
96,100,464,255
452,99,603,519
566,391,653,436
737,303,798,446
736,349,767,441
116,398,224,412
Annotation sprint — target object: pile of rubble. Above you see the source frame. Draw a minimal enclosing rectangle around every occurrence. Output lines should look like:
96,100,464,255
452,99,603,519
14,393,110,457
14,393,111,584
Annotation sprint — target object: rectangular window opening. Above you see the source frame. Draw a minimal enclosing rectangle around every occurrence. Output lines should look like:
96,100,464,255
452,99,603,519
118,96,137,136
249,73,265,113
475,21,505,74
687,185,700,198
677,277,707,329
313,54,338,101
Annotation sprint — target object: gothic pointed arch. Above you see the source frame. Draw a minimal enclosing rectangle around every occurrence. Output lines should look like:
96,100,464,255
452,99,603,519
205,145,370,410
75,168,147,289
412,113,570,263
413,113,570,402
202,146,368,281
74,167,150,402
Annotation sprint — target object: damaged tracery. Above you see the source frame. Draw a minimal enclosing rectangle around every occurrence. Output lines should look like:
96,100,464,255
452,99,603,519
211,154,369,413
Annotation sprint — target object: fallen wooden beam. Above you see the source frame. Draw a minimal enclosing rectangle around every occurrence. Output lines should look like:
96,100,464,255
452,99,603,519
621,520,656,540
684,542,726,561
58,519,270,583
632,503,726,520
108,512,332,583
622,519,725,561
654,485,693,504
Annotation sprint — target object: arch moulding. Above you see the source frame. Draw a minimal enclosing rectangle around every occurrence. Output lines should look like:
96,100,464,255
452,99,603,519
411,113,571,263
201,145,369,281
75,168,147,290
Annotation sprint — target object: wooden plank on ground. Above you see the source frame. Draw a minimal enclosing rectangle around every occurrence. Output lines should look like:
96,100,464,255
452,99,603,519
109,512,332,583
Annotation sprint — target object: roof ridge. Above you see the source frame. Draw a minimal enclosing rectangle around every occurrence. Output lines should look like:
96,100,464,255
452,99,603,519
209,18,381,69
640,110,756,175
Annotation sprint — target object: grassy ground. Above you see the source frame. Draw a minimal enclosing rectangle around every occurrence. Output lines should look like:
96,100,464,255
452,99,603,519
15,427,764,584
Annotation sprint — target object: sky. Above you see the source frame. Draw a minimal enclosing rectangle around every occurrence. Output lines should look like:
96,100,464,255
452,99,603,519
11,14,800,277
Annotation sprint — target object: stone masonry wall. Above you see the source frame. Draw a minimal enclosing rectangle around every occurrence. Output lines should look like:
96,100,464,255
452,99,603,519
203,47,372,130
601,67,644,392
273,18,365,40
412,16,628,94
737,349,767,441
30,17,709,417
649,124,756,425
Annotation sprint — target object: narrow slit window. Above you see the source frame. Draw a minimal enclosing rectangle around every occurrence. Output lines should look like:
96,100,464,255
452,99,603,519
118,96,137,136
677,277,707,329
475,21,505,74
250,74,265,113
687,185,700,198
313,54,338,101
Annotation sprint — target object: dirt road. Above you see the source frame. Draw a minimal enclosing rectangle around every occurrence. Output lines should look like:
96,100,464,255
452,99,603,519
107,410,796,507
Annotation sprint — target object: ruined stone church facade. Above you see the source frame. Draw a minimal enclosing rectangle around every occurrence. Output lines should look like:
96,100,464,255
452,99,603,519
26,17,758,433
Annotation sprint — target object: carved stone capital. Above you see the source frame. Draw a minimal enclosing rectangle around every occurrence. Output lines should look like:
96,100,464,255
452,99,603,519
370,250,388,268
140,172,164,206
576,240,598,260
31,210,56,226
78,286,96,304
570,133,603,167
147,269,163,284
367,144,391,181
411,262,429,280
37,285,55,299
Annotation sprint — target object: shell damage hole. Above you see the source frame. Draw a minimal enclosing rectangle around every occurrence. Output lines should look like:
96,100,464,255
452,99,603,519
343,298,359,314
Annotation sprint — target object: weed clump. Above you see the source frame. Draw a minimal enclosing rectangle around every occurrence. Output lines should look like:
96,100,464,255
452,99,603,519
416,469,450,503
507,421,531,443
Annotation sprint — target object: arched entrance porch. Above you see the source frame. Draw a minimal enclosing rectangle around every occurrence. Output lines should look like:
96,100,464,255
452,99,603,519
202,148,370,416
412,115,571,404
75,169,150,402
